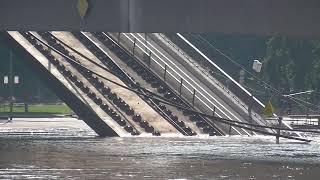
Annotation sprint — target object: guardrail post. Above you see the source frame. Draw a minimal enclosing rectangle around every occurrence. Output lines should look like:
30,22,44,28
179,78,183,96
24,103,28,112
9,102,13,120
248,94,253,135
163,65,167,82
133,38,137,56
9,49,13,121
212,109,215,126
192,89,196,107
144,33,148,52
276,117,282,144
228,125,232,135
148,51,152,69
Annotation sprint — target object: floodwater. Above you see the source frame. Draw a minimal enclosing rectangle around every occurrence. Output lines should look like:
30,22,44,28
1,118,320,179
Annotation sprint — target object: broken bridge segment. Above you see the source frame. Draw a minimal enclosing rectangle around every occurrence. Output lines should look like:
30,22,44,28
6,31,130,137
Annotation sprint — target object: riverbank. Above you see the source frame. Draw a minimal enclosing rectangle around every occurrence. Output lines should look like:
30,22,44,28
0,103,73,119
0,117,88,130
0,103,71,113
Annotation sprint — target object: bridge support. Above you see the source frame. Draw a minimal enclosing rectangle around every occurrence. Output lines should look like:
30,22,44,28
276,117,282,144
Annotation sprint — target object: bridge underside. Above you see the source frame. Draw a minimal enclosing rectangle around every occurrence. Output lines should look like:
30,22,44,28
1,0,320,36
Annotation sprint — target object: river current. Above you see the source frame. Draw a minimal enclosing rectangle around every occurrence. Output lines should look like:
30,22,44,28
0,119,320,179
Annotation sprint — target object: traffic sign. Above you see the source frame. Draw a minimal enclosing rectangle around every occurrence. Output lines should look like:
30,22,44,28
264,100,274,117
4,76,8,84
77,0,89,19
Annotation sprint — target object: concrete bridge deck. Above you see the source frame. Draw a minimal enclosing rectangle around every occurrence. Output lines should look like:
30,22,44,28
6,31,119,136
5,31,186,137
149,33,273,133
30,32,131,137
52,31,180,135
83,32,205,136
2,29,300,138
108,33,247,135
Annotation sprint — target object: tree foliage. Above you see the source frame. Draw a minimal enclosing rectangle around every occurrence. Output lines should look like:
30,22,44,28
203,33,320,92
202,33,320,111
262,35,317,92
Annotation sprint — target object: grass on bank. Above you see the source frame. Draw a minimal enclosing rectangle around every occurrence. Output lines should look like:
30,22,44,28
0,104,72,115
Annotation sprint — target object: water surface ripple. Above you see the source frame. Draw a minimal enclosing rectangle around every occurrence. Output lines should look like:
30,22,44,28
0,127,320,179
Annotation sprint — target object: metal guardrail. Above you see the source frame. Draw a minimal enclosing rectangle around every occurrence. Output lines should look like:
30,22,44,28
158,34,248,108
163,33,301,136
103,33,224,135
85,32,191,136
156,33,270,127
111,32,258,135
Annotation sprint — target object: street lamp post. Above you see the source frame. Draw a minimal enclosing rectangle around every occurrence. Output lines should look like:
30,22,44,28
5,50,19,121
9,50,13,121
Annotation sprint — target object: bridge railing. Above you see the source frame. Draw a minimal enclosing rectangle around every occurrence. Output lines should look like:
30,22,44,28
165,34,259,108
157,34,256,111
159,33,304,134
109,32,274,135
113,33,216,115
155,33,275,128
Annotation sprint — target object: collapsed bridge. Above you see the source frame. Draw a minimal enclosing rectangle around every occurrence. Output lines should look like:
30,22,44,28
1,30,286,138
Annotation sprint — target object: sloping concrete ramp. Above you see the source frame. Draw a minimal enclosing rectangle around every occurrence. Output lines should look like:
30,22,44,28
5,31,128,137
3,31,182,137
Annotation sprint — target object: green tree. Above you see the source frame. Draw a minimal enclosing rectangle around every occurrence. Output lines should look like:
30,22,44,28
263,35,296,91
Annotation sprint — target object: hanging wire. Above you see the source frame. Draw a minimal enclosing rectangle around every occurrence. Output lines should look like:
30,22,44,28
25,32,320,140
188,33,320,112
